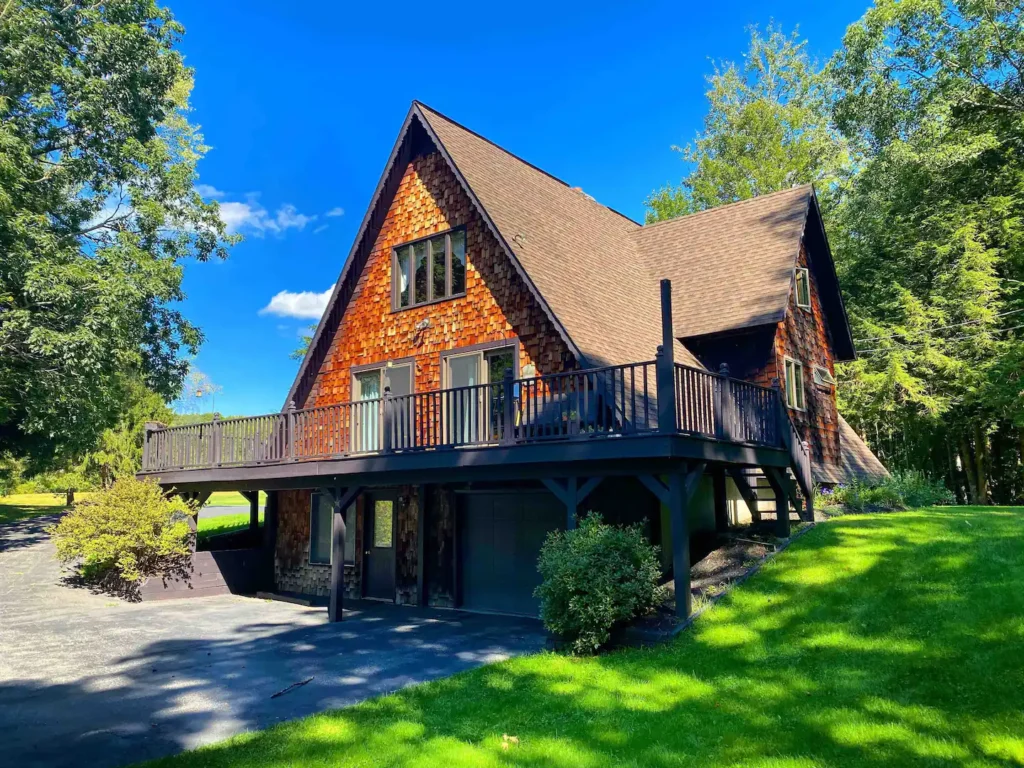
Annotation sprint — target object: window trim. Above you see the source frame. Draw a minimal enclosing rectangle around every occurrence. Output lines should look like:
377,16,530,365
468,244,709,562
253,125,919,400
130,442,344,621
350,356,417,397
439,339,521,388
795,267,812,310
309,492,357,566
784,356,806,411
391,226,468,311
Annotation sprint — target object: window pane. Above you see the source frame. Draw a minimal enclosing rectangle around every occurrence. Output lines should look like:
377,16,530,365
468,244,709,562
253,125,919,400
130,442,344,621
430,235,447,300
373,500,393,547
795,365,805,409
310,494,332,564
414,241,428,305
396,247,411,308
450,230,466,294
797,269,810,307
785,360,796,408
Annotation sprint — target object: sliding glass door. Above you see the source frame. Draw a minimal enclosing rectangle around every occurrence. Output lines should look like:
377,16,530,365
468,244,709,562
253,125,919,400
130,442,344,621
351,363,412,453
443,346,515,445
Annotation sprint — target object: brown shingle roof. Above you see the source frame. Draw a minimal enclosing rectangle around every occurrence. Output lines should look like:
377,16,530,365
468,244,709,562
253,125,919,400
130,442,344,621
416,103,702,369
632,186,814,339
813,415,891,484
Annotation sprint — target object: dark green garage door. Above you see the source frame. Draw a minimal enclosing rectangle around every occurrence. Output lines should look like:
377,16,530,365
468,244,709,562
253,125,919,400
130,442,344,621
458,492,564,617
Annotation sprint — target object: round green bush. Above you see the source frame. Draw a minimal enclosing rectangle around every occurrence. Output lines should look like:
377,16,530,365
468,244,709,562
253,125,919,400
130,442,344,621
534,514,664,654
48,477,193,591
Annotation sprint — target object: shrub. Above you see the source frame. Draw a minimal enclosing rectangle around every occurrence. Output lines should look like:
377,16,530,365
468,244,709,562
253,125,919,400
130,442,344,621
535,514,664,654
48,478,193,592
815,471,953,513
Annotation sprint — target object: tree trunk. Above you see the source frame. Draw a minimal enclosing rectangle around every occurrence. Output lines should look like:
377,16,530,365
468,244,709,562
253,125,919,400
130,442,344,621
946,440,966,505
66,489,75,506
975,424,990,505
959,434,980,504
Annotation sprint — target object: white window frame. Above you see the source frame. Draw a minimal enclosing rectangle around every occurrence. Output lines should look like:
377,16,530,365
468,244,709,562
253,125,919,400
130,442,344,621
784,357,806,411
795,267,811,310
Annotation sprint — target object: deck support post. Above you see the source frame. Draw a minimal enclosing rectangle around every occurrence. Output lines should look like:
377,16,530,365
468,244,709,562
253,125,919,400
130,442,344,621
325,486,363,623
656,279,677,434
417,484,427,607
763,467,792,539
541,476,605,530
712,467,729,533
240,490,260,532
638,461,706,618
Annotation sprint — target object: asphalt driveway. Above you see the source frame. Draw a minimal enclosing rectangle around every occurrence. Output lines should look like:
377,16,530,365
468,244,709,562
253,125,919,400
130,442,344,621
0,514,547,768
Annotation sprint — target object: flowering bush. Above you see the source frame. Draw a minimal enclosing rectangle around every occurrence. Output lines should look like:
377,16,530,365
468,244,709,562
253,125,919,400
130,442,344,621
815,471,953,512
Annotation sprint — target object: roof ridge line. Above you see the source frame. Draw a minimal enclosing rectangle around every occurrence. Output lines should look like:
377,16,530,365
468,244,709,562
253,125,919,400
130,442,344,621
414,100,641,227
639,184,814,231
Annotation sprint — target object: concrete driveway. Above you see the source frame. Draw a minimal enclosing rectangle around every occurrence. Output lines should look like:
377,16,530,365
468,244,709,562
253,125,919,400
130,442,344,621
0,514,547,768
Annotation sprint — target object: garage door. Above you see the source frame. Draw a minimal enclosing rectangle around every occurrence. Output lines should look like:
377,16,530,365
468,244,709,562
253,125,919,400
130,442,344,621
459,492,564,617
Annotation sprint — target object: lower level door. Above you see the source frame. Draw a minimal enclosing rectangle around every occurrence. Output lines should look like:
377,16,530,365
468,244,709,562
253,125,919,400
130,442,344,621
363,492,397,600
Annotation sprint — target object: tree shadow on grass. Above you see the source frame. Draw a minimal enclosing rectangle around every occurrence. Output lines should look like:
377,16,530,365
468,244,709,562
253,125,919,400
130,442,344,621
4,509,1024,768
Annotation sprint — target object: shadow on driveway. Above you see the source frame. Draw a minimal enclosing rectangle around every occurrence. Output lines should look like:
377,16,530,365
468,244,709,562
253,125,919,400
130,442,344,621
0,516,546,768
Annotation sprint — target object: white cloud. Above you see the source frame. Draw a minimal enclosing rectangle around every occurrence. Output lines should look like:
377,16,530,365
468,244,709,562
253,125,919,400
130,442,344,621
259,285,334,319
326,206,345,217
313,224,328,234
196,183,225,199
218,197,317,237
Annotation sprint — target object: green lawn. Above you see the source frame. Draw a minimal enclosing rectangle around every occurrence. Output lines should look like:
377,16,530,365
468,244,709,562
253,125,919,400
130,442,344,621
196,511,264,543
205,491,266,507
0,492,95,524
0,491,261,526
142,506,1024,768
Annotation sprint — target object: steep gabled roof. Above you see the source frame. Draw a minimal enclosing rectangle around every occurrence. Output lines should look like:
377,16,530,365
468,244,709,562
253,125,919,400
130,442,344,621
633,186,812,338
415,103,700,370
631,185,856,360
285,102,855,410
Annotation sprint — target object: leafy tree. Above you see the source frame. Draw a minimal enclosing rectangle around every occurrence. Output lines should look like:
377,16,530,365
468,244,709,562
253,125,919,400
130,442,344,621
86,381,172,487
645,23,851,221
0,1,236,470
291,324,317,361
829,0,1024,503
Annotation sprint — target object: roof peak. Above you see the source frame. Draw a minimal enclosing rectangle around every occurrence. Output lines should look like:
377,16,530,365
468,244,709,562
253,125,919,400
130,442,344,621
412,101,641,227
640,184,814,230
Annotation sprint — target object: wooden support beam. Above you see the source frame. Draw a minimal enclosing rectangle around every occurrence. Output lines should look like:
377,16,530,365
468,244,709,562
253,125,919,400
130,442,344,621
763,468,792,539
417,484,427,608
325,486,362,623
712,467,729,533
639,462,706,619
727,468,762,523
240,490,260,531
541,476,605,530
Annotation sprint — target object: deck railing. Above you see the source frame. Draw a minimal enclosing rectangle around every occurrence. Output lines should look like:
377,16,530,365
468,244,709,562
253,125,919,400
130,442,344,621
142,360,786,473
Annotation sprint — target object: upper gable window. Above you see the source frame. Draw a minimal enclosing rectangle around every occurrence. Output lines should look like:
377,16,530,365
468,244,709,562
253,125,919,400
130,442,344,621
393,228,467,310
795,267,811,309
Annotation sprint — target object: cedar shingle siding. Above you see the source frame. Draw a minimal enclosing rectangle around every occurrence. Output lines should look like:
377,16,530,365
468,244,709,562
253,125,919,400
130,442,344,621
303,151,573,409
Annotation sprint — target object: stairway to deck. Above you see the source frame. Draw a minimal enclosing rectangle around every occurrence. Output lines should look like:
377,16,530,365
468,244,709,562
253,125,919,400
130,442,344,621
733,467,812,525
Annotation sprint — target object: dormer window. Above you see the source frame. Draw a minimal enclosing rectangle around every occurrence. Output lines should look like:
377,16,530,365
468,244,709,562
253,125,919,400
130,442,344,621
392,227,467,310
795,267,811,309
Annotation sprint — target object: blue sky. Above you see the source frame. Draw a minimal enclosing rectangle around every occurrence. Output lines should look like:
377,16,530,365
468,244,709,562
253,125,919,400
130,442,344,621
175,0,871,416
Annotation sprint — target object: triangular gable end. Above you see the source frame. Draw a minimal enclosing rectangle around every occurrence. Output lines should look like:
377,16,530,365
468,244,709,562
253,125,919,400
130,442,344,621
283,103,585,411
801,189,855,362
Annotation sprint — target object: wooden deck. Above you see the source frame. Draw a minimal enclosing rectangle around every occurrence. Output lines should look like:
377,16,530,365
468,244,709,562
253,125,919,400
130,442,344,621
139,356,812,497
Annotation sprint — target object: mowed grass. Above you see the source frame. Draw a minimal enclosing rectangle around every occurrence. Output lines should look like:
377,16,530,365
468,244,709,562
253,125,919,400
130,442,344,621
143,507,1024,768
196,511,264,543
205,491,266,507
0,492,95,524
